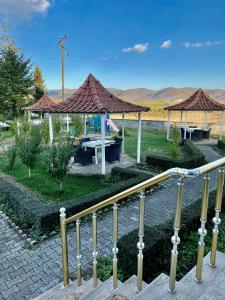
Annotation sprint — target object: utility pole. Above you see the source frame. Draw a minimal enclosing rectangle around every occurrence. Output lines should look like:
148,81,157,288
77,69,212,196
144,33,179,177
57,35,67,101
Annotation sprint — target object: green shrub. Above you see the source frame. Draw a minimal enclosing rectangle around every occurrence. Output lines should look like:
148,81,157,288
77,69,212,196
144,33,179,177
6,145,17,171
71,115,83,138
118,127,129,137
169,126,181,159
46,141,74,192
40,119,50,144
53,115,62,135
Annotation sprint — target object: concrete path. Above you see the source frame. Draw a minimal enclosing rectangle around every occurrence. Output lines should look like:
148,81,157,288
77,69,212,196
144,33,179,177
0,145,223,299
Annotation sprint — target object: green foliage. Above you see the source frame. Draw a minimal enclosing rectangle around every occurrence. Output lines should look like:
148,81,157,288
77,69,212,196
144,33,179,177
169,126,181,159
40,119,50,144
53,115,62,136
6,144,17,171
71,115,83,138
46,142,74,192
118,127,129,137
101,174,122,186
0,47,34,119
17,126,42,178
97,256,128,282
33,66,46,101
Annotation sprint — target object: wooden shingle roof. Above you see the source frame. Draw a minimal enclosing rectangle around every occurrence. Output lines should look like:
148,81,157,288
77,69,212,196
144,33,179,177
165,88,225,111
45,74,149,114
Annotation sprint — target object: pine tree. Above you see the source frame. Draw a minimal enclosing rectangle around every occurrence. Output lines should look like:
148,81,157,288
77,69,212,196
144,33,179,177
34,66,46,102
0,47,34,119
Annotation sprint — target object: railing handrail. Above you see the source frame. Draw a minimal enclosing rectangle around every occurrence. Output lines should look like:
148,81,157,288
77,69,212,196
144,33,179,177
65,156,225,224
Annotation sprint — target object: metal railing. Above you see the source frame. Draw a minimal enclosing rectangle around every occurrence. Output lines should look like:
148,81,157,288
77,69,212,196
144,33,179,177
59,157,225,294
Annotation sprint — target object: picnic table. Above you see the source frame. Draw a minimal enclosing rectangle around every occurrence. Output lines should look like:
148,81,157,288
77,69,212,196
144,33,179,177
82,139,115,164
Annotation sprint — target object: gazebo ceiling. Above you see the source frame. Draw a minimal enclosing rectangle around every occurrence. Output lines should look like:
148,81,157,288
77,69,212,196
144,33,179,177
165,88,225,111
45,73,149,114
24,93,56,111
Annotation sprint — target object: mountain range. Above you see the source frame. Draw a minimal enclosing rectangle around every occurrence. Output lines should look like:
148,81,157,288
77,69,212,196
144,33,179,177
48,87,225,104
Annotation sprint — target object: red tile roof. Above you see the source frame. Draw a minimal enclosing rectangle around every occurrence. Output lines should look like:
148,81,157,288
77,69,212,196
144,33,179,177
45,74,149,114
165,88,225,111
23,93,56,111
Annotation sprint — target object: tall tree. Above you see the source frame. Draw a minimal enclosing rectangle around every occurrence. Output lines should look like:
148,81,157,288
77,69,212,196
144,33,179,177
0,47,34,119
34,66,46,101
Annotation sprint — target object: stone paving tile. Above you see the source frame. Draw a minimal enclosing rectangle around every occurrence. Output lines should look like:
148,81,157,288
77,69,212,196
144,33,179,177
0,145,222,300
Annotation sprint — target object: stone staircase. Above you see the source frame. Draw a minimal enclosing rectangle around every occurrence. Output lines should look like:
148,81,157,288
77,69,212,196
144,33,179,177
34,251,225,300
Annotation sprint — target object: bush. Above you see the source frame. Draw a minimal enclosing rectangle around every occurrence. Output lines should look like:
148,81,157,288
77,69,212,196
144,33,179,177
169,126,181,159
118,127,129,137
146,140,206,170
217,140,225,152
6,145,17,171
40,119,50,144
53,115,62,135
71,115,83,138
0,167,150,231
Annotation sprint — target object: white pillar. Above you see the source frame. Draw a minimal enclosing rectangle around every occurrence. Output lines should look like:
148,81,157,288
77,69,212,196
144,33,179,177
84,114,87,137
66,114,70,133
122,114,125,154
137,112,142,164
219,111,224,141
101,114,106,175
166,110,170,140
204,112,208,130
49,113,54,145
184,111,188,139
28,111,31,122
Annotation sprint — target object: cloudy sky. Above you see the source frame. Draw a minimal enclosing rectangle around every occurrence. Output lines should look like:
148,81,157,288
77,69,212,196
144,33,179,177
1,0,225,89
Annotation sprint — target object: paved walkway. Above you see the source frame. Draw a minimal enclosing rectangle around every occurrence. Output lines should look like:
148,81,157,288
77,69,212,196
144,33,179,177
0,145,223,299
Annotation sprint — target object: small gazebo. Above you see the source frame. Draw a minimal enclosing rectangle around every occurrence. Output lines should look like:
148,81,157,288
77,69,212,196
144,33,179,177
45,73,149,175
165,88,225,140
23,93,56,119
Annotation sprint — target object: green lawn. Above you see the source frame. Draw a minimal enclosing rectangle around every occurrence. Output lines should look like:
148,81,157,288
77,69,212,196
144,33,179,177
124,128,170,161
0,152,108,203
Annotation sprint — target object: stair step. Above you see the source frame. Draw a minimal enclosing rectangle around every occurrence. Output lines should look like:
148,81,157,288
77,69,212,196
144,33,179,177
33,282,66,300
81,276,122,300
109,275,148,300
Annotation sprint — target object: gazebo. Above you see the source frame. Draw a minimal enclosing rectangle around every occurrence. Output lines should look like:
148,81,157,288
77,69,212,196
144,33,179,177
23,92,56,120
45,73,149,175
165,88,225,141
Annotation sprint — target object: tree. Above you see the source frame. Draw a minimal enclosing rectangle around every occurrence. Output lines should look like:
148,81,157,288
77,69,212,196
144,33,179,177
17,126,42,179
0,47,34,119
34,66,46,102
46,142,74,192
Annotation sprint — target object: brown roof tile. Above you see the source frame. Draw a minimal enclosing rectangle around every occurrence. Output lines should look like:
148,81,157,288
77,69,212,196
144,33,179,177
45,74,149,114
165,88,225,111
23,93,56,111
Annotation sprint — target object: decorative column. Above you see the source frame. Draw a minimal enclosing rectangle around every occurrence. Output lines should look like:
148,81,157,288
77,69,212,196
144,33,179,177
122,114,125,154
137,190,145,292
137,112,142,164
60,208,69,287
167,110,170,140
92,212,98,287
49,113,54,145
101,114,106,175
112,203,118,289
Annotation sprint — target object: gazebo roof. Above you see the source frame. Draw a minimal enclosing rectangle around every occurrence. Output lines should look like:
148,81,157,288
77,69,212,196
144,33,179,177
45,73,149,114
165,88,225,111
24,93,56,111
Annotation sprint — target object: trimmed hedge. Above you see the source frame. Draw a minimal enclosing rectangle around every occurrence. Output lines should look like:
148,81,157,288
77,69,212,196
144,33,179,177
117,189,225,283
217,140,225,152
146,140,206,170
0,167,151,231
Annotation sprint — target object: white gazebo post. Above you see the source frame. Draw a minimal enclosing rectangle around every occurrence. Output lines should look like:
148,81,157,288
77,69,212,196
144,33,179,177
122,113,125,154
137,112,142,164
219,111,224,141
101,114,106,175
166,110,171,140
28,111,31,122
184,111,188,139
66,114,70,133
204,112,208,130
84,114,87,137
49,113,54,145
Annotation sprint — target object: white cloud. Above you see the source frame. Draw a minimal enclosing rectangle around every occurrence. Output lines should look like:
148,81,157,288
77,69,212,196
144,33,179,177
122,43,149,53
0,0,52,20
160,40,172,48
181,40,223,48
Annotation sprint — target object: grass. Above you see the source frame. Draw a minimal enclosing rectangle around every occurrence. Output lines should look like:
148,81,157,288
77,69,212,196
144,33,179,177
124,128,171,161
0,151,108,203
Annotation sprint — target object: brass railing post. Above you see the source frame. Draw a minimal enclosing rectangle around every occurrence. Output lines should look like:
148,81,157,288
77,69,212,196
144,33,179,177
76,219,82,286
60,208,69,287
92,212,98,287
168,177,184,293
210,167,224,267
112,203,119,289
195,174,210,282
137,190,145,292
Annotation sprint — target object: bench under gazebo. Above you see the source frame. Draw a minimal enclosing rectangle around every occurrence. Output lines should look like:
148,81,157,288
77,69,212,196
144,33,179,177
165,88,225,141
45,73,149,175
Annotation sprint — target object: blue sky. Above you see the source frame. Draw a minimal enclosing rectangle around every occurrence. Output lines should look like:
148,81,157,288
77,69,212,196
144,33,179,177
1,0,225,90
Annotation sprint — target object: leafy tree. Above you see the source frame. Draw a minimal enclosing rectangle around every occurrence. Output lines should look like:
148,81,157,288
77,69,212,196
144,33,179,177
71,115,83,137
17,126,42,179
33,66,46,102
7,144,17,171
0,47,34,119
46,142,74,192
169,126,181,159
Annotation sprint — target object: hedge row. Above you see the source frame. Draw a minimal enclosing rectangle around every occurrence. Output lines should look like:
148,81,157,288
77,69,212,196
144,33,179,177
146,140,206,170
117,189,224,283
217,140,225,152
0,167,151,231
